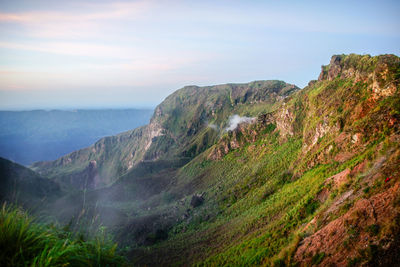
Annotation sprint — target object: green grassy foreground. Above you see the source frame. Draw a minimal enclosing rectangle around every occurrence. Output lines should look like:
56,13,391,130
0,203,126,267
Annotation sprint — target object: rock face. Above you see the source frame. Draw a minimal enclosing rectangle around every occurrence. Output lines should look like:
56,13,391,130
318,55,343,81
207,118,260,160
295,183,400,266
318,54,399,101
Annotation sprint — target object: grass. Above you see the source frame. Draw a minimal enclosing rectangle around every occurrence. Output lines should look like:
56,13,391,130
197,165,331,266
0,203,126,267
311,252,326,265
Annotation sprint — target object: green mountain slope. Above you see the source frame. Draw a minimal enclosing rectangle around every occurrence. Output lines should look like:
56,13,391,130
115,54,399,266
32,80,298,190
0,157,61,211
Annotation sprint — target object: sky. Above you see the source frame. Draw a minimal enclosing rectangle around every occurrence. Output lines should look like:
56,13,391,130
0,0,399,110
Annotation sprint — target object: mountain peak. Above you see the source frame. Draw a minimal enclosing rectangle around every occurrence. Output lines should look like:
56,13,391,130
318,54,399,80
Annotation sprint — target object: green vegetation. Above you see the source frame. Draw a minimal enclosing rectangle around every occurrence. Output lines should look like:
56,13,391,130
311,252,326,265
0,204,126,266
366,224,380,236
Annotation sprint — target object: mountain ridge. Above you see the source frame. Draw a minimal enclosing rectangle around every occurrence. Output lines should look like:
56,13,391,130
32,80,299,189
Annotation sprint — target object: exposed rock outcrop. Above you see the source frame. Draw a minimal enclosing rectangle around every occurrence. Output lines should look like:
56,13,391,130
318,54,399,100
295,183,400,266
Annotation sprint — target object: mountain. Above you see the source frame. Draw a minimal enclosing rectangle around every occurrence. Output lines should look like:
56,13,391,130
32,81,298,189
0,157,61,211
114,54,398,266
4,54,400,266
0,109,153,165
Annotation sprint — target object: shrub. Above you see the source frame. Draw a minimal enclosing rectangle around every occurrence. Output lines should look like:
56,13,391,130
366,224,380,236
311,252,325,265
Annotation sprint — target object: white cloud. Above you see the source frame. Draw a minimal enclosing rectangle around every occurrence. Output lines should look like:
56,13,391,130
225,115,255,131
0,0,155,39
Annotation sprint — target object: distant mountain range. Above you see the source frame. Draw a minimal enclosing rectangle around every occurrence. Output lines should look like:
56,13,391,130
0,109,153,165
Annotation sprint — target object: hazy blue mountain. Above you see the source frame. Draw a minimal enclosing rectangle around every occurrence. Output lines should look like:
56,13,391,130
0,109,153,165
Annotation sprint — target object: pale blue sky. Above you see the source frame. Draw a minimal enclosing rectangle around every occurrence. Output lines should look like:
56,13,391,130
0,0,399,109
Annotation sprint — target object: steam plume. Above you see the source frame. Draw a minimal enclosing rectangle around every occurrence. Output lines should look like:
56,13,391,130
225,114,255,131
